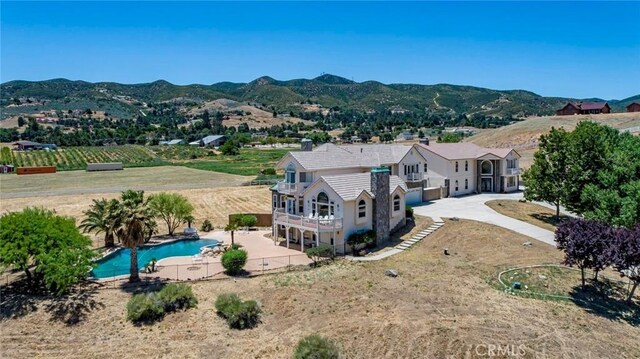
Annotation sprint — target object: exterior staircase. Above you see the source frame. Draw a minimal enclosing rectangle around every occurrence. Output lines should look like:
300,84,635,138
393,219,445,251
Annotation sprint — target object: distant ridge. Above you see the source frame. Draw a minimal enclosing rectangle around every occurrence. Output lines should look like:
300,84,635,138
2,75,637,117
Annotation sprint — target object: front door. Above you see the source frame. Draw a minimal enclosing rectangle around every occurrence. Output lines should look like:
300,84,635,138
481,178,493,192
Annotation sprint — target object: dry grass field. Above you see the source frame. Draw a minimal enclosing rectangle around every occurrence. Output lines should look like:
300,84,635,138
485,200,570,232
467,112,640,169
0,167,273,246
0,166,252,199
1,219,638,358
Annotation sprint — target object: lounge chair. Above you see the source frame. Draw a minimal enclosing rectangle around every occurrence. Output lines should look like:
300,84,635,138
192,254,204,263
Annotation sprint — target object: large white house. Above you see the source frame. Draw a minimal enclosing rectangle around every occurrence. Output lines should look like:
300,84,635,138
416,142,521,197
271,141,520,254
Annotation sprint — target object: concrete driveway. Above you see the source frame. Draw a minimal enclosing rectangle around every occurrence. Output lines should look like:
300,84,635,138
412,192,557,246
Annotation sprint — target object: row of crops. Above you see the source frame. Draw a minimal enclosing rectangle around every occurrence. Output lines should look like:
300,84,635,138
4,145,167,171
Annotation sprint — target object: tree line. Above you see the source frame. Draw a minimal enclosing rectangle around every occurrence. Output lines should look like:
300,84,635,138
523,121,640,228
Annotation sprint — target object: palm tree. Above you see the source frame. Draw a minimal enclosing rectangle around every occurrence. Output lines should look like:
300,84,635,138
224,222,239,246
112,190,156,283
79,198,120,248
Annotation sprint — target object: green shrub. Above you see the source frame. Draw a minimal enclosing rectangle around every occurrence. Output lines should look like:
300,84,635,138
201,219,213,232
158,283,198,312
126,292,164,323
346,230,376,255
214,293,262,329
240,215,257,229
294,334,340,359
305,244,335,266
405,205,414,218
221,248,248,275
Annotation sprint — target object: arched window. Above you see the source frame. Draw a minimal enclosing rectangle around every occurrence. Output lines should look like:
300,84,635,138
285,163,296,183
481,160,493,175
316,192,330,217
393,194,401,212
455,180,459,191
465,179,468,190
465,161,468,171
317,192,329,204
455,161,459,172
358,199,366,218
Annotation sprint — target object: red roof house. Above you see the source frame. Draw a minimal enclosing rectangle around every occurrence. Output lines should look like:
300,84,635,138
556,102,611,116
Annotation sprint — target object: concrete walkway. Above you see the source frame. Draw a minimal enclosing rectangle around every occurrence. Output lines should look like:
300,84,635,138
412,192,558,246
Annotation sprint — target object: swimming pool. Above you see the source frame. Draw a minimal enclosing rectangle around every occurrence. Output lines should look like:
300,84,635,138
91,238,219,279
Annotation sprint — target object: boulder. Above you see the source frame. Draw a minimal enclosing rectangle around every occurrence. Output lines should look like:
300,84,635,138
385,269,398,277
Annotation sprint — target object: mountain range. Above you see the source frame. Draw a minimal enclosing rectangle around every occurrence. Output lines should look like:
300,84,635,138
2,74,638,119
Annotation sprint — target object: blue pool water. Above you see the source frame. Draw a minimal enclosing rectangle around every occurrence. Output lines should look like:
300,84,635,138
91,238,219,278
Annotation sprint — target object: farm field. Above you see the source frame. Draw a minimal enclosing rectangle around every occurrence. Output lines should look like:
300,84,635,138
0,145,291,177
466,112,640,169
0,183,272,246
0,166,252,199
1,219,638,358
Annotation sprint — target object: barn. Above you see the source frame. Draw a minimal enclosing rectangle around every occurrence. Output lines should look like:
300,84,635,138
627,102,640,113
556,102,611,116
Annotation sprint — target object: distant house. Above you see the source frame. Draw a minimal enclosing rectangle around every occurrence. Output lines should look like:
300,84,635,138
396,132,415,141
159,139,185,146
556,102,611,116
189,135,225,147
627,102,640,113
0,164,15,174
12,141,42,151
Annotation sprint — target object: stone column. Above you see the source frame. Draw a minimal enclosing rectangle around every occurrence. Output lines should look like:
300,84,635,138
371,167,390,246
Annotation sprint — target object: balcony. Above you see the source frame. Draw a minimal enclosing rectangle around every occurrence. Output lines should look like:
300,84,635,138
276,181,312,195
505,168,521,175
273,209,343,232
406,173,423,182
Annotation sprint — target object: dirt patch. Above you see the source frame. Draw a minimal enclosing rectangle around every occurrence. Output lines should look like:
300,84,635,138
2,220,638,358
485,200,570,232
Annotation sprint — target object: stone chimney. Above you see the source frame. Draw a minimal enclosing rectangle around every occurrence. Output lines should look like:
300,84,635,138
419,137,430,145
301,138,313,151
371,167,390,246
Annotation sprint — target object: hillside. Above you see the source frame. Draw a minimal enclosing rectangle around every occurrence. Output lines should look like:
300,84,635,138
466,112,640,168
3,75,637,121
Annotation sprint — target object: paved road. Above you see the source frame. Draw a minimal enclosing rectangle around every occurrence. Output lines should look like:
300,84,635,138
412,192,558,246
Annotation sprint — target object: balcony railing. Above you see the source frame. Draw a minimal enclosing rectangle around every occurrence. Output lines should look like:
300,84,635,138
505,168,521,175
273,209,343,232
276,181,311,194
406,173,423,182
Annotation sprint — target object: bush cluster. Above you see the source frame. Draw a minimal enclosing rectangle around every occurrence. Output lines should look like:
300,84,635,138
201,219,213,232
346,230,376,255
305,244,335,266
126,283,198,323
126,292,165,323
294,334,341,359
158,283,198,312
221,248,248,275
214,293,262,329
405,205,414,218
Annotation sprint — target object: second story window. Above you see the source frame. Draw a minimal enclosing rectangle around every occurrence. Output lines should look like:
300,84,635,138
424,163,428,173
465,161,468,171
358,200,366,218
455,161,459,172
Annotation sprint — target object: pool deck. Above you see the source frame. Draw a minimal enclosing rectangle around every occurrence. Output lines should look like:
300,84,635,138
130,230,312,281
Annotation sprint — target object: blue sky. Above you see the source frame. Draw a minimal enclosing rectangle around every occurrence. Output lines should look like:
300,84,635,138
1,1,639,99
